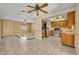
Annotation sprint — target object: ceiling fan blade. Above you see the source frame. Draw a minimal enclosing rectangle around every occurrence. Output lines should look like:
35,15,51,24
40,3,48,8
40,9,48,14
27,5,35,8
27,10,35,13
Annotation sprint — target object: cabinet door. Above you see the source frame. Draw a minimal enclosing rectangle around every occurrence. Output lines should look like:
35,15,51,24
50,30,54,36
72,12,75,24
66,34,75,47
61,33,67,45
67,11,75,27
42,30,46,38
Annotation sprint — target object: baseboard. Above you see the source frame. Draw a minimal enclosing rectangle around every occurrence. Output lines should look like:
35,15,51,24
62,44,75,48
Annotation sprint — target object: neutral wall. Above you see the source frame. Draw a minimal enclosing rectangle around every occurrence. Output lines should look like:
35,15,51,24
1,19,32,36
32,17,42,40
75,4,79,54
0,19,1,35
0,19,1,43
1,18,42,40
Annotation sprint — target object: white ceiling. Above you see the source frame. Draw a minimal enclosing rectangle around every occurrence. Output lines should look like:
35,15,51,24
0,3,76,22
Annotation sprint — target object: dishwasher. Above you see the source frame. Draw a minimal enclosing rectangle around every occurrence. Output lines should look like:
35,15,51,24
54,27,61,37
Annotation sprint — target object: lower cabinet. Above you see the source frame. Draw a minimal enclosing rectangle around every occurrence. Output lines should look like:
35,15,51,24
42,30,46,38
61,33,67,45
66,34,75,47
61,32,75,47
50,30,54,36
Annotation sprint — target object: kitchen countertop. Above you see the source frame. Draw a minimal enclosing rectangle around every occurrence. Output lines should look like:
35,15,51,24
50,27,75,35
61,28,75,35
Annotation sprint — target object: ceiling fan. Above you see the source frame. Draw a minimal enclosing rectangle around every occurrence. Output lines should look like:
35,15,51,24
21,3,48,16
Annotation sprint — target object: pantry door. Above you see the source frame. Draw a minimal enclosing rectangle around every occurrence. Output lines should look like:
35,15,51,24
3,21,13,35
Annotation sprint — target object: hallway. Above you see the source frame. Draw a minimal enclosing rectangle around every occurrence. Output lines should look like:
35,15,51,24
0,36,76,55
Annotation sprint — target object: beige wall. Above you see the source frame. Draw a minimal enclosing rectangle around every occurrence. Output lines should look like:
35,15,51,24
27,23,32,33
13,21,32,34
75,4,79,54
1,19,32,36
3,20,13,35
13,21,24,34
33,17,42,40
0,19,2,43
0,19,1,35
0,19,2,36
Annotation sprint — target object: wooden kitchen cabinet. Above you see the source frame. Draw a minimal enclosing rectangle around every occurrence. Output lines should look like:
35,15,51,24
50,30,54,36
61,32,67,45
61,32,75,47
42,30,45,38
66,34,75,47
51,20,67,28
67,11,75,28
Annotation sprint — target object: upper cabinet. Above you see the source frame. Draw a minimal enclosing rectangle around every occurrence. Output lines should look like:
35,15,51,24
67,11,75,28
51,20,67,28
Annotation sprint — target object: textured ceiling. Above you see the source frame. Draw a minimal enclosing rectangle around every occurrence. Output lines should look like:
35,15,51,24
0,3,76,22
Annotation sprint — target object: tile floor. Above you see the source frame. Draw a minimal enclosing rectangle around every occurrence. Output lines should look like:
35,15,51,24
0,35,76,55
